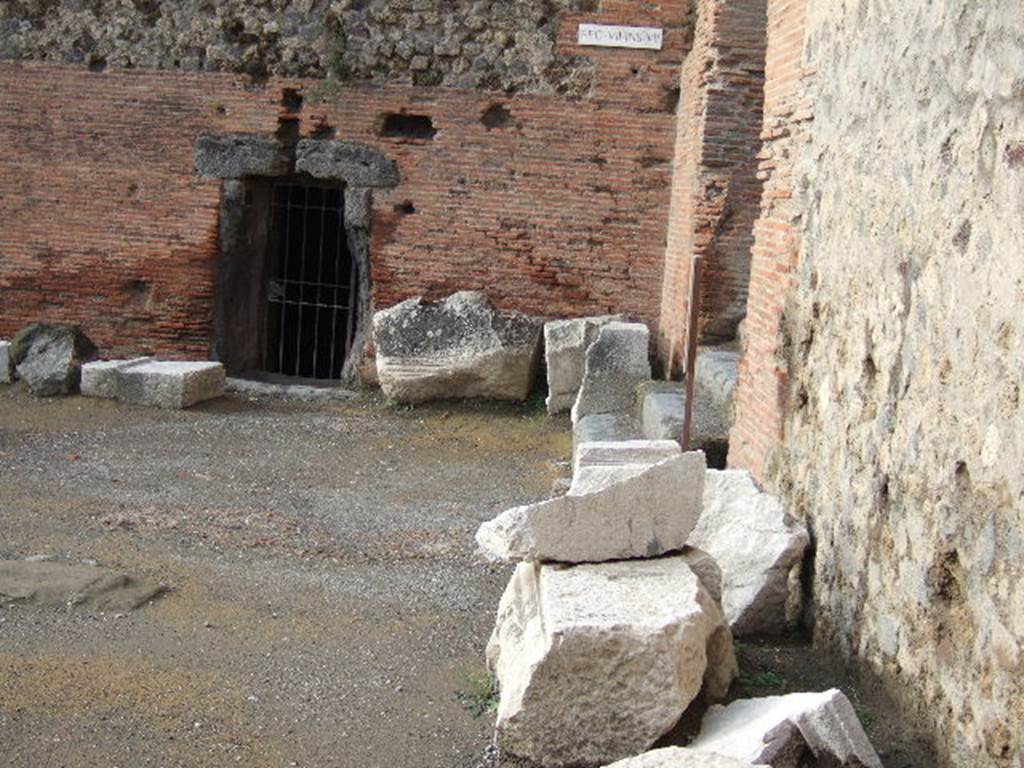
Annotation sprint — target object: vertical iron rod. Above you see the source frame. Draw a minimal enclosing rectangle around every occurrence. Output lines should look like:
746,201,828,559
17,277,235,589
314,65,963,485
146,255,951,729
328,197,344,381
276,186,292,374
310,190,329,377
294,187,310,377
681,255,704,451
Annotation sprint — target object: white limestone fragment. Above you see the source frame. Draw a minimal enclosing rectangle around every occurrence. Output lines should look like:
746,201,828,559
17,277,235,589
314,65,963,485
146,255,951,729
489,557,737,767
689,690,882,768
572,321,651,423
477,452,706,564
689,470,810,635
544,315,623,414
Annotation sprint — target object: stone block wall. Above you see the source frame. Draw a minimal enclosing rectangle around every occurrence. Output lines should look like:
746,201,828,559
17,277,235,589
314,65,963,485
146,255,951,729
657,0,766,373
0,1,688,360
730,0,1024,764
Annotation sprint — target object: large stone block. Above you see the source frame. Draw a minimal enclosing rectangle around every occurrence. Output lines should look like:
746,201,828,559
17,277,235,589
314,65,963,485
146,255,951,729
689,470,810,635
11,323,97,396
572,322,651,423
689,690,882,768
477,452,706,564
194,132,290,178
574,439,681,475
295,139,400,187
81,358,151,400
372,291,542,403
117,361,225,409
488,557,737,767
603,748,762,768
0,341,12,384
543,315,623,414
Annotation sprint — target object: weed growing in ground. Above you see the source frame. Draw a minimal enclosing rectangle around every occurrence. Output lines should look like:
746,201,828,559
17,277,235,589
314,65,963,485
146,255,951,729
455,665,500,718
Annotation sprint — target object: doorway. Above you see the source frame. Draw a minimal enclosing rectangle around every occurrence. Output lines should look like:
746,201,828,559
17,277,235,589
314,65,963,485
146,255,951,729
264,180,359,380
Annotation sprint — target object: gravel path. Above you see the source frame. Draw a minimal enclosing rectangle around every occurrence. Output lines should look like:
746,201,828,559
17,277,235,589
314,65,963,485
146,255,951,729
0,385,571,768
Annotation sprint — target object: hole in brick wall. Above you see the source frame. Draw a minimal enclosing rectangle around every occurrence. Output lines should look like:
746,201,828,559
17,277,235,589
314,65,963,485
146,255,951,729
281,88,304,112
88,56,107,73
216,105,227,115
123,279,152,306
640,154,668,168
379,113,436,140
393,201,416,215
481,103,512,130
276,117,300,146
663,85,681,113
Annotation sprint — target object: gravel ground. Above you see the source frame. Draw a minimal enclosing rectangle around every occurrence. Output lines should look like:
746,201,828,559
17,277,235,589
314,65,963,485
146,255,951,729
0,384,570,768
0,383,933,768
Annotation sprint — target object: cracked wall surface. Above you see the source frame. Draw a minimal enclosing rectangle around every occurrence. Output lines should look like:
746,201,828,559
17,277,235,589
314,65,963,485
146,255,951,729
0,0,597,95
732,1,1024,764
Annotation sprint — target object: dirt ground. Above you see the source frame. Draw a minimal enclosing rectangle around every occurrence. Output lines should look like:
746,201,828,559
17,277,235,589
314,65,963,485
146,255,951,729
0,384,933,767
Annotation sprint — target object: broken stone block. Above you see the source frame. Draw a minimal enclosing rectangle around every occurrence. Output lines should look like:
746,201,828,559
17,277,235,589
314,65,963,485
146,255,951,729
476,452,706,564
0,559,164,612
570,441,686,495
372,291,543,403
639,381,685,443
689,690,882,768
11,323,97,396
689,470,810,635
603,747,762,768
543,315,623,414
572,322,651,423
0,340,12,384
81,358,151,399
116,361,225,409
488,557,737,767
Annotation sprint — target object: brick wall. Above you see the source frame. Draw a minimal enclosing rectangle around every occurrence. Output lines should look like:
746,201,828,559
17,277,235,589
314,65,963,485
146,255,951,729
0,2,687,363
657,0,766,374
726,0,810,478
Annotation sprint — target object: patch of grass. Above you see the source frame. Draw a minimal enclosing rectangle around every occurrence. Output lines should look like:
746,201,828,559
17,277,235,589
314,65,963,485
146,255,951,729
733,639,750,655
856,705,880,729
739,669,787,693
455,665,500,718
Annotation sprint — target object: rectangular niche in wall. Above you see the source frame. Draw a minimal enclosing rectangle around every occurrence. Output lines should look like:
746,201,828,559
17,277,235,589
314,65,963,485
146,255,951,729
265,180,358,380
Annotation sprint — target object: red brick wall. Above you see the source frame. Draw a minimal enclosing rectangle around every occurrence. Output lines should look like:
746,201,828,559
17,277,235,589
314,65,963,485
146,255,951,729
658,0,766,374
0,2,687,362
727,0,811,479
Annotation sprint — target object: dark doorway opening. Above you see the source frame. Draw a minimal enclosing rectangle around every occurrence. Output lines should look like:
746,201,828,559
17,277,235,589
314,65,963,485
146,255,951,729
265,180,359,380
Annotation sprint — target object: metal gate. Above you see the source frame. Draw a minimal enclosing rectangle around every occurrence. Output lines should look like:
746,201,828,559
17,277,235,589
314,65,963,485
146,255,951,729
265,181,358,380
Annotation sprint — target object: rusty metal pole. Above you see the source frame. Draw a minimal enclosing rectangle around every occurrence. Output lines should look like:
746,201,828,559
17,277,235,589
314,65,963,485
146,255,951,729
681,255,704,451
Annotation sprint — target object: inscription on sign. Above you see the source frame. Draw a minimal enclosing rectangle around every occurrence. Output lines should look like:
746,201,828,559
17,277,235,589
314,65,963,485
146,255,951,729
577,23,664,50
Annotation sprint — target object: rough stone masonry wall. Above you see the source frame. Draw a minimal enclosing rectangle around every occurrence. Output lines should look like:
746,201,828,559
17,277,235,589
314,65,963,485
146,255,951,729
0,1,687,360
657,0,766,373
731,0,1024,764
0,0,596,94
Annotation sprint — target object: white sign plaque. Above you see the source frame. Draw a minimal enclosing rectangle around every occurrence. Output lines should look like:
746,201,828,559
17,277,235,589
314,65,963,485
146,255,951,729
577,23,664,51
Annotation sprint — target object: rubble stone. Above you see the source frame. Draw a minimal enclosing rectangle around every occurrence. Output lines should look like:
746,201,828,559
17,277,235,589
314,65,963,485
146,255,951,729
373,291,542,403
488,557,737,767
543,315,623,414
477,452,706,564
689,470,810,635
689,690,882,768
11,323,97,397
572,322,652,423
